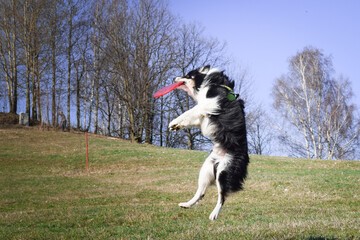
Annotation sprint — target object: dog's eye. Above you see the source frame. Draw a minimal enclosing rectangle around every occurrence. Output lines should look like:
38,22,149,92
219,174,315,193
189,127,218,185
191,75,195,79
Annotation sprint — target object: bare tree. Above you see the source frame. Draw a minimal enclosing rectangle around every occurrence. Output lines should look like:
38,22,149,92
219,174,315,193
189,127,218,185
95,0,176,142
73,32,90,129
0,0,19,114
322,77,360,159
92,4,101,133
20,0,48,123
246,105,273,155
65,0,75,130
47,0,63,127
272,46,360,160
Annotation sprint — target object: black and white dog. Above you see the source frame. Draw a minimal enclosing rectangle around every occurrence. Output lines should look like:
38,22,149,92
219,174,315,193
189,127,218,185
169,65,249,220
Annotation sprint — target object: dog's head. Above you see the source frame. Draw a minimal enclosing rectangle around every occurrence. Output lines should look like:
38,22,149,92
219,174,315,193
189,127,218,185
174,65,234,100
174,65,210,99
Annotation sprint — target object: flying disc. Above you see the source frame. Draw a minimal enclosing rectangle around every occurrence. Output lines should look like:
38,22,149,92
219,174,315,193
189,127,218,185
153,81,184,98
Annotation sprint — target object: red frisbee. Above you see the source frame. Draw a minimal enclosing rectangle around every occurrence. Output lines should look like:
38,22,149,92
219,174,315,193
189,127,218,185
153,81,184,98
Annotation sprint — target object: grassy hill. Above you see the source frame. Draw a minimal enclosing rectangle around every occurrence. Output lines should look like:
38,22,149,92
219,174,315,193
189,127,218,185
0,127,359,239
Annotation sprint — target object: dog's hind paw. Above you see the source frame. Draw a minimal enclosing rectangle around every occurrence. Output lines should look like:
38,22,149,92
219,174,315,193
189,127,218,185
209,207,222,220
178,202,192,208
209,211,219,221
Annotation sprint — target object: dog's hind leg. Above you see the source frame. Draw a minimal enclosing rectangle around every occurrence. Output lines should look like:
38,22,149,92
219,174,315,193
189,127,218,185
209,178,226,220
209,155,230,220
179,154,216,208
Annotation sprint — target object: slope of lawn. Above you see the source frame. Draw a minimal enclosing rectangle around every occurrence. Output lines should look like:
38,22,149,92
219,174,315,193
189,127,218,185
0,126,359,239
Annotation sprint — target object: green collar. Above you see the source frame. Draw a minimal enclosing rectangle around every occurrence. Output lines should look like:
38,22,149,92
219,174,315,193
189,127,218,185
220,85,239,101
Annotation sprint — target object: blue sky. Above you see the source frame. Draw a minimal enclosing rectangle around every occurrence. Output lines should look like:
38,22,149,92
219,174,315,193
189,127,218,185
169,0,360,107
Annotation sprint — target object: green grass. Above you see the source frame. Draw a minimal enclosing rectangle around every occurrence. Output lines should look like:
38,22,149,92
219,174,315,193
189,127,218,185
0,127,359,239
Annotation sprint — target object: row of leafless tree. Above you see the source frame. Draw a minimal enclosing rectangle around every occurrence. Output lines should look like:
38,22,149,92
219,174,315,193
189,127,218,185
1,1,358,159
0,0,262,150
0,0,90,128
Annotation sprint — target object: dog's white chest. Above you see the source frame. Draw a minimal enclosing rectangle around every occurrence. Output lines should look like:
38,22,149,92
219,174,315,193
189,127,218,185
200,115,216,139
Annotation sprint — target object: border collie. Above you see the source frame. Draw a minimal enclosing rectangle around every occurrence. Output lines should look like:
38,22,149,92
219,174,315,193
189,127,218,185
169,65,249,220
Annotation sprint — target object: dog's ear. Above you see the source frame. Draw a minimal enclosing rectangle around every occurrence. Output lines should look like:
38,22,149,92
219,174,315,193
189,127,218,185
199,65,210,74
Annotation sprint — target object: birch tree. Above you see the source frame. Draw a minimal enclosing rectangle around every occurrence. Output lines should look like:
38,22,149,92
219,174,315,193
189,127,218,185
272,46,360,160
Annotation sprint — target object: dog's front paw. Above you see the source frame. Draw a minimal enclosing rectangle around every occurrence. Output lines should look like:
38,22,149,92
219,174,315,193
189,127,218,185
169,119,182,131
169,124,181,131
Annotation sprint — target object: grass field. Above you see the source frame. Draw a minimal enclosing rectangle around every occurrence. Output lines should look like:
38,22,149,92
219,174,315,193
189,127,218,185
0,127,359,239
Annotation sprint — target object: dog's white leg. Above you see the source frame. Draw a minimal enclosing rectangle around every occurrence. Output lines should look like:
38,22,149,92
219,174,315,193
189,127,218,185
179,154,216,208
169,105,202,131
209,153,230,220
209,179,225,221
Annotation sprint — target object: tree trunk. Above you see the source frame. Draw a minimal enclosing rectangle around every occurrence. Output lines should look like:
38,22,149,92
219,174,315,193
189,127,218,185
51,22,57,127
76,69,80,129
93,34,100,134
67,8,73,130
9,0,18,114
36,62,42,123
